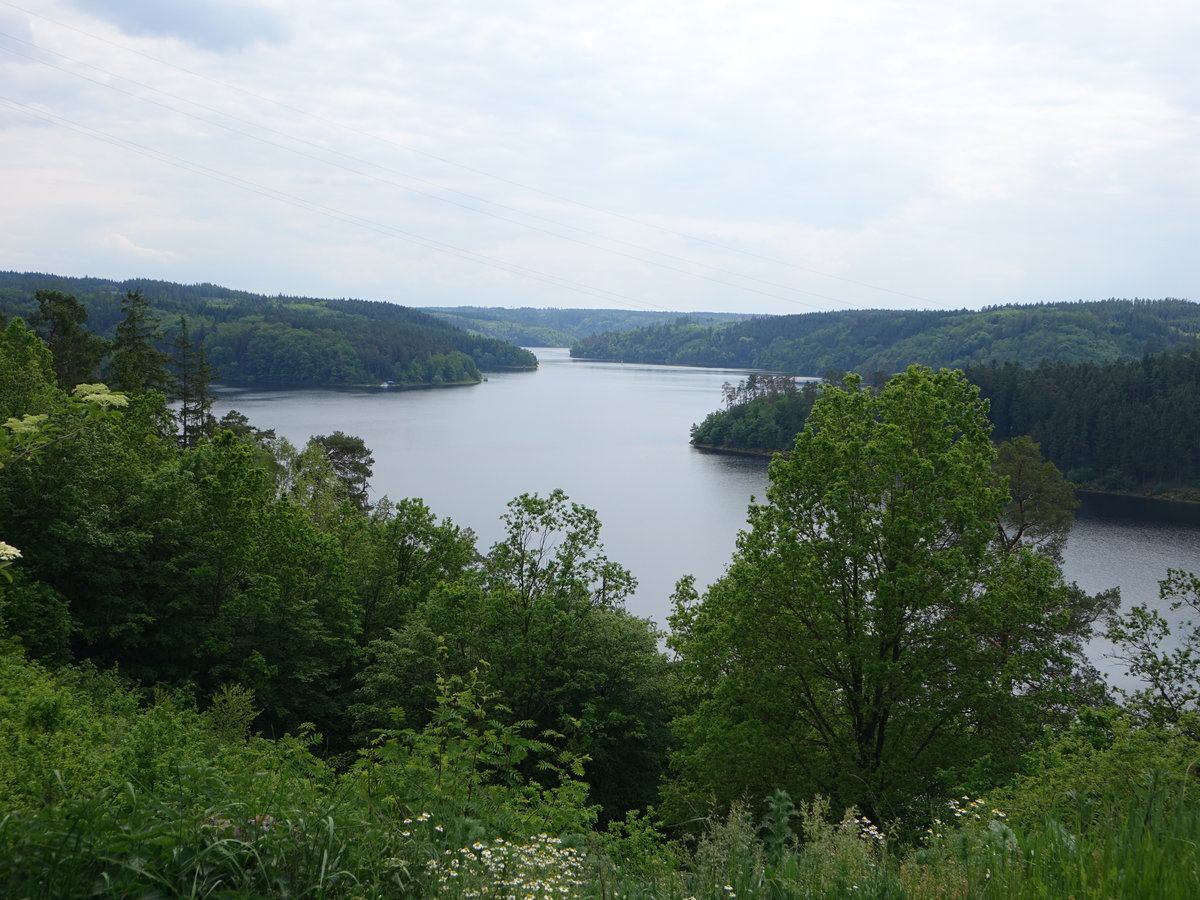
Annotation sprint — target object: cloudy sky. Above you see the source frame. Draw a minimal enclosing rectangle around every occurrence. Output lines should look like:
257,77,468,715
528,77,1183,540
1,0,1197,315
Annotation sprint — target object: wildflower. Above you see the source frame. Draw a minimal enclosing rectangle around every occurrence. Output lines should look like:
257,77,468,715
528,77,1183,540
3,413,48,435
72,383,128,408
0,542,20,561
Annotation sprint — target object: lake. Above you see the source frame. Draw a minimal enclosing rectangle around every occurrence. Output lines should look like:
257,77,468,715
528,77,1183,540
212,348,1200,683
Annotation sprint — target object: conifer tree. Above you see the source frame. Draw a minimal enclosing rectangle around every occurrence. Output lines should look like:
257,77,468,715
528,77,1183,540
171,316,217,448
109,289,171,395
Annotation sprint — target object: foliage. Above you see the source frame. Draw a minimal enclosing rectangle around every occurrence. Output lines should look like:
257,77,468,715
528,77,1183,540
5,283,1200,897
171,314,218,448
29,289,110,390
356,491,674,823
0,270,538,388
668,367,1104,825
108,288,172,395
691,380,821,452
422,306,746,347
968,347,1200,494
991,435,1078,562
1107,569,1200,729
308,430,376,511
571,298,1200,374
0,316,62,422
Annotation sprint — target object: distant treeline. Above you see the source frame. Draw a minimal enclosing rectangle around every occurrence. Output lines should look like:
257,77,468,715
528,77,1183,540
0,272,537,388
692,347,1200,496
573,299,1200,372
420,306,746,347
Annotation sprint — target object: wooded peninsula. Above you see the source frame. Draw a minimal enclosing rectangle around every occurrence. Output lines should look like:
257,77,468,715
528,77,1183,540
0,271,538,389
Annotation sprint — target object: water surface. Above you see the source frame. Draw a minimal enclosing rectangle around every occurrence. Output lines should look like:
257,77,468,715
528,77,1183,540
213,348,1200,686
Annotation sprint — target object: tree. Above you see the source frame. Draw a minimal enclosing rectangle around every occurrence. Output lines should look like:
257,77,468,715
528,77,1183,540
354,490,673,821
171,316,217,448
29,290,109,390
109,289,171,395
0,317,62,422
992,435,1078,562
667,367,1097,825
1108,569,1200,733
309,431,375,511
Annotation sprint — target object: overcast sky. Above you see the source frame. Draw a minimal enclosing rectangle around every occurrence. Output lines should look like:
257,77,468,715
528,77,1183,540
1,0,1197,315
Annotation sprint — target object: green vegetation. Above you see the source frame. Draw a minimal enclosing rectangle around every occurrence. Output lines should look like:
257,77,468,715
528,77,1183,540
692,347,1200,497
0,271,538,388
572,298,1200,372
691,375,822,453
967,350,1200,495
420,306,746,347
3,318,1199,896
670,369,1113,827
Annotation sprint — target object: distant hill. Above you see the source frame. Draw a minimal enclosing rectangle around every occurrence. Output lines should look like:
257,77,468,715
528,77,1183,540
570,299,1200,374
0,272,537,388
419,306,747,347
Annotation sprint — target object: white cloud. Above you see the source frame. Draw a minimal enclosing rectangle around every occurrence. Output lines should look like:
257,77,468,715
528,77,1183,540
65,0,286,52
98,229,179,261
2,0,1198,312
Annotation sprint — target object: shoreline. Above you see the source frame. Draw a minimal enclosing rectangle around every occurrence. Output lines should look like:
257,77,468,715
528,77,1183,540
692,442,1200,506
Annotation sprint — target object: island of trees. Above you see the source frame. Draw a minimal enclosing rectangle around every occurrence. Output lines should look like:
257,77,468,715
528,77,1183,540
3,305,1199,896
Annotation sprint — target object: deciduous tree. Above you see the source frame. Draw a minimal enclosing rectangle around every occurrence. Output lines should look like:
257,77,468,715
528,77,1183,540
668,367,1100,825
30,290,109,390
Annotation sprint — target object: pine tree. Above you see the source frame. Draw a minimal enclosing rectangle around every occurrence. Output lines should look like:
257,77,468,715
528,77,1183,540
171,316,217,448
109,289,171,394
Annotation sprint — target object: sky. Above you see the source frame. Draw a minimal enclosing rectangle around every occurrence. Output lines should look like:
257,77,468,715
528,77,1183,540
1,0,1197,316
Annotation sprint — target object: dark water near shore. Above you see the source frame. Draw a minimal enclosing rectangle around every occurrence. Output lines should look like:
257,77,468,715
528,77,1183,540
213,348,1200,684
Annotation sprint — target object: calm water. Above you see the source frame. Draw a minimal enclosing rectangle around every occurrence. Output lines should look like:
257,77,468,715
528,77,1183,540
213,348,1200,682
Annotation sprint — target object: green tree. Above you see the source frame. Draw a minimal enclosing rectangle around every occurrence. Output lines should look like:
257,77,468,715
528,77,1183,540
0,317,62,422
667,367,1097,825
1108,569,1200,732
992,435,1079,561
29,290,109,390
108,289,171,395
309,431,375,511
355,491,673,821
171,316,217,448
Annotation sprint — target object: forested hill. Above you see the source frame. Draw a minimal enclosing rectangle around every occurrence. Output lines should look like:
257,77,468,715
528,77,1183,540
0,271,537,388
691,347,1200,498
419,306,746,347
571,299,1200,374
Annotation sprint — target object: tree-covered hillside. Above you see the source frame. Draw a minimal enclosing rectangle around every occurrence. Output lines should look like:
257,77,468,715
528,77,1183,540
690,346,1200,498
572,299,1200,373
0,272,537,388
419,306,746,347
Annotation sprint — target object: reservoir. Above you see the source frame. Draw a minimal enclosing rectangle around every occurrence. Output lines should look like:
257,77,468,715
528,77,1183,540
213,348,1200,683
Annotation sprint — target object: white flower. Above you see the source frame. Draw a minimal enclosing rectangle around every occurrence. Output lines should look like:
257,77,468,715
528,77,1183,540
0,542,20,561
